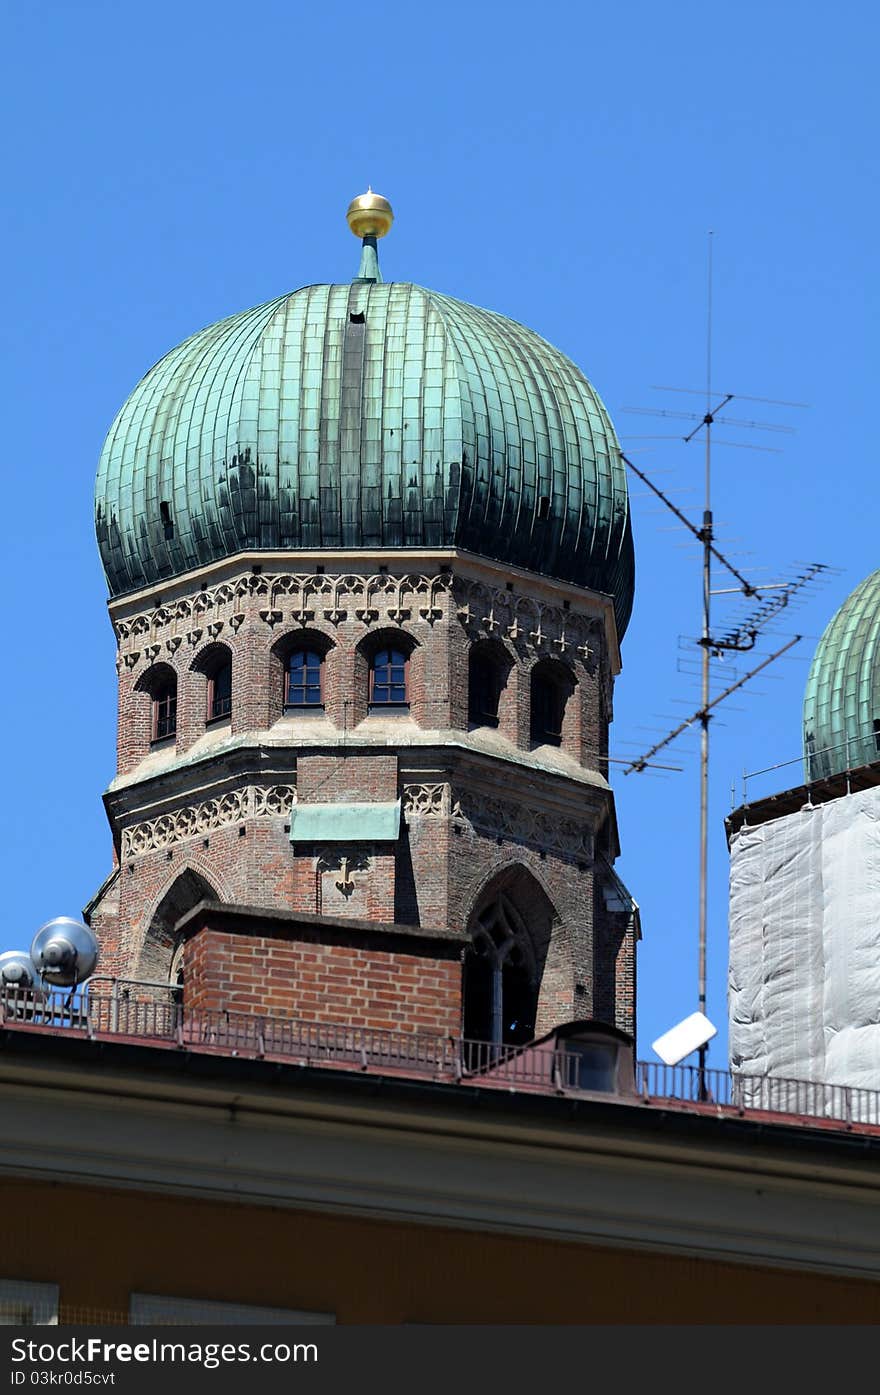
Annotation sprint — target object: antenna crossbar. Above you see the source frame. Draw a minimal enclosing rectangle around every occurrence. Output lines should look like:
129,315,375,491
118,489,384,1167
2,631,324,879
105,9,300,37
708,564,827,653
622,406,795,434
621,452,757,595
651,385,810,409
622,636,802,775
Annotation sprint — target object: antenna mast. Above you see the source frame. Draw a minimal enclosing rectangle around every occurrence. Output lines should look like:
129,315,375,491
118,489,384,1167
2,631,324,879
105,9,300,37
618,236,825,1095
697,231,714,1088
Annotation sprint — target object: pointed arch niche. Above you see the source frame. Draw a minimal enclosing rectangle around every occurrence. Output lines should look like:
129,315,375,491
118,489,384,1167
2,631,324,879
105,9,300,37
135,868,220,985
463,866,558,1047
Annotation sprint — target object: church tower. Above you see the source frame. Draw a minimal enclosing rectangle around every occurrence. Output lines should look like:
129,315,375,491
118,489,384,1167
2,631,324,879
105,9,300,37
87,193,638,1045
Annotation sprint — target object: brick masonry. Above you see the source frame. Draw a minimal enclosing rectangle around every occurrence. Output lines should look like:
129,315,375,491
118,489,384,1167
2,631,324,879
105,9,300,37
181,905,464,1037
90,557,638,1042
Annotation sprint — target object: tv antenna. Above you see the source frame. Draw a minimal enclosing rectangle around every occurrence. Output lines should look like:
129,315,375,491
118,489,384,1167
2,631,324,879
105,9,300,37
619,231,826,1090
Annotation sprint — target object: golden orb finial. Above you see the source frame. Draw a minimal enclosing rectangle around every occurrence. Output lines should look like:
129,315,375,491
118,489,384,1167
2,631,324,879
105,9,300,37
346,188,394,240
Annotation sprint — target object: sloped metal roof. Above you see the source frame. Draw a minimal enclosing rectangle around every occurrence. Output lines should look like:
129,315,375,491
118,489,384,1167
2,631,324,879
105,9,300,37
95,280,634,634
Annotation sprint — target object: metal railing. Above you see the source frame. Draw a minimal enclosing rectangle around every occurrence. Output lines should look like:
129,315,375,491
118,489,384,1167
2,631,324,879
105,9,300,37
461,1037,581,1089
0,985,585,1091
0,979,179,1039
638,1060,880,1126
184,1010,465,1077
741,728,880,805
4,984,880,1127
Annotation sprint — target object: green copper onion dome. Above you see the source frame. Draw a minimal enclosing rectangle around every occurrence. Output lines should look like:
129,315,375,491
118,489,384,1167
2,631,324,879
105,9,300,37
95,195,635,636
804,569,880,779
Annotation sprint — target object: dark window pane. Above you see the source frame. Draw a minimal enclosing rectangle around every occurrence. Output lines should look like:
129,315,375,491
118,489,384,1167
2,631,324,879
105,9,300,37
463,918,538,1051
463,954,495,1044
154,686,177,740
530,669,567,746
469,653,502,727
372,648,408,705
286,650,322,705
210,661,232,719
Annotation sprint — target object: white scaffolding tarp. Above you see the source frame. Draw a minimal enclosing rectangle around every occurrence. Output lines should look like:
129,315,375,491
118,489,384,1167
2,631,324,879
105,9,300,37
729,786,880,1096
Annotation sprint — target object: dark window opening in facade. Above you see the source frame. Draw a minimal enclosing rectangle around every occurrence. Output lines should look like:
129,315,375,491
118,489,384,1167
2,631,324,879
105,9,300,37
152,680,177,742
285,650,323,709
530,663,572,747
370,647,408,709
207,659,232,722
469,650,503,728
463,895,538,1050
169,943,185,1005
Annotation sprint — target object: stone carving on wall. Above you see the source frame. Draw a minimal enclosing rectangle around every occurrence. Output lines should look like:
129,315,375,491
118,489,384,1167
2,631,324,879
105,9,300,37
402,782,594,863
453,577,610,711
454,790,595,864
315,850,372,899
121,784,296,859
454,578,602,665
401,783,453,817
114,571,453,645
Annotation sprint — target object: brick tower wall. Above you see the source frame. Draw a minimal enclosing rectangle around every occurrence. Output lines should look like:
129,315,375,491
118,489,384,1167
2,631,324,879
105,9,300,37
90,559,635,1039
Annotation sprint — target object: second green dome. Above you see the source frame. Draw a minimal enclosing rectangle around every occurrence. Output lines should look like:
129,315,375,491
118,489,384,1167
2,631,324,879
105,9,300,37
96,277,634,635
804,569,880,778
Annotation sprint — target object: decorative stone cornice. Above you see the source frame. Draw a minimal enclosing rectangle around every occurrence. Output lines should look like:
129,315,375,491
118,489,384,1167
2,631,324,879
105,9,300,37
453,577,603,669
402,782,594,863
121,784,296,859
401,783,453,817
113,572,454,644
456,789,595,864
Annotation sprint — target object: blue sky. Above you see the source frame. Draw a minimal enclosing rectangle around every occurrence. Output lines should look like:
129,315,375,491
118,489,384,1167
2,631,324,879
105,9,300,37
2,0,876,1064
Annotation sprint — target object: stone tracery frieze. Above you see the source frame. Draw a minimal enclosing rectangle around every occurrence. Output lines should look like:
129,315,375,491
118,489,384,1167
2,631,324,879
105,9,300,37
457,792,596,864
402,782,594,863
453,578,611,710
453,578,602,663
121,784,296,859
456,790,595,863
114,572,453,644
401,783,453,817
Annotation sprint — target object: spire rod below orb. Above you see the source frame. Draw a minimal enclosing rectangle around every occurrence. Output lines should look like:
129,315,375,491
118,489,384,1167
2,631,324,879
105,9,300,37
346,188,394,284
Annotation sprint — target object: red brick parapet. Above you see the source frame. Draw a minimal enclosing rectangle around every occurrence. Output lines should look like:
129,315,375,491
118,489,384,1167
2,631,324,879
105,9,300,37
178,899,466,1037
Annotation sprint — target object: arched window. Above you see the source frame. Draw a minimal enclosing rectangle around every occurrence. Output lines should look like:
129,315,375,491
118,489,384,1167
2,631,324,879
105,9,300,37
468,648,506,728
206,658,232,721
152,675,177,742
463,895,538,1047
370,647,408,709
286,649,323,708
530,661,574,747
